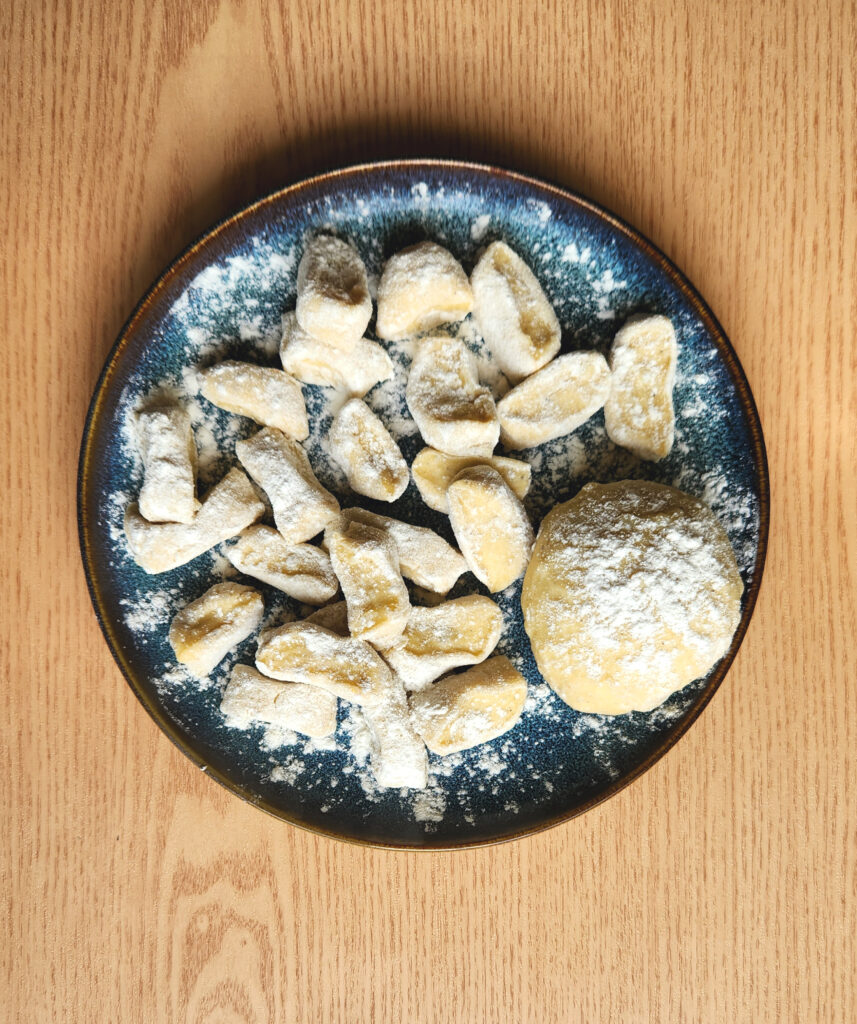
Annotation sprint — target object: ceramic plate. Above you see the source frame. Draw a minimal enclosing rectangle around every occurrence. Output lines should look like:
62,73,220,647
78,160,769,849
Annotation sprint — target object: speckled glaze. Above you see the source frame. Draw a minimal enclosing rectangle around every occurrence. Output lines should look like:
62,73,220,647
78,161,769,849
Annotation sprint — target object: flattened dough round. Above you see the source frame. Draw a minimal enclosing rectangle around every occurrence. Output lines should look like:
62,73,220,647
521,480,743,715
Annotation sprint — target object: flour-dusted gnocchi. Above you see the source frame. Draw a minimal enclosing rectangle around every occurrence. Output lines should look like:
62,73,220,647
360,677,428,789
327,519,411,648
409,656,528,754
124,467,265,574
256,621,393,707
603,315,677,461
447,466,534,592
405,335,499,456
375,242,473,340
383,595,503,691
497,351,611,449
334,507,468,594
169,582,263,677
329,399,409,502
295,235,372,348
227,525,337,604
199,361,308,440
411,447,532,513
135,405,200,524
471,241,561,381
235,427,339,543
279,312,393,395
221,664,338,738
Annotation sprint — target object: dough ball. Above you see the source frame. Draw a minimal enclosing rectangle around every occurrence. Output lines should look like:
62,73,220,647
521,480,743,715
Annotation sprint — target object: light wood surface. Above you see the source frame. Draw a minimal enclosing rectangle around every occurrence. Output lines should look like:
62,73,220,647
3,1,855,1020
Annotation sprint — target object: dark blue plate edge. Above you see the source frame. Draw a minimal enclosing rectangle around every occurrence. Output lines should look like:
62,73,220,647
77,158,770,851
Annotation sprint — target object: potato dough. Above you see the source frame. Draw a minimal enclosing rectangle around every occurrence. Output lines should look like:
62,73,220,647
295,235,372,349
409,656,527,754
236,427,339,543
447,466,534,592
124,467,265,574
405,335,499,456
383,595,503,691
135,406,200,524
521,480,743,715
327,519,411,648
256,622,392,706
411,447,531,513
329,399,409,502
603,315,677,461
221,664,337,738
169,582,263,677
362,679,428,789
333,508,467,594
375,242,473,340
279,312,393,395
497,351,611,449
471,241,561,381
199,361,308,440
227,525,337,604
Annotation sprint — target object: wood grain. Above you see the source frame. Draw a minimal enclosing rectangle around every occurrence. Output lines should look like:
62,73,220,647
2,0,855,1020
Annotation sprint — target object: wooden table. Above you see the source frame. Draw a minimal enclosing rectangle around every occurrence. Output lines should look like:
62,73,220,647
3,2,855,1020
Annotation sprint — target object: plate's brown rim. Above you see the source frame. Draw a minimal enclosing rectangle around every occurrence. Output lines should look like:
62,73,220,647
78,158,770,851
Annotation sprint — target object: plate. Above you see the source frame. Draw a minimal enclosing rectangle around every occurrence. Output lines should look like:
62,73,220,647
78,160,769,849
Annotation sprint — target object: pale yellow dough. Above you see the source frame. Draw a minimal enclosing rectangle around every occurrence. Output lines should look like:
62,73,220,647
521,480,743,715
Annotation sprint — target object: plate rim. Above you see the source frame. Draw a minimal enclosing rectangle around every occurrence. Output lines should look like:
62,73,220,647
77,158,770,851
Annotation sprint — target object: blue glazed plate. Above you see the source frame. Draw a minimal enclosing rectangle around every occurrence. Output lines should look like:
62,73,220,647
78,161,769,849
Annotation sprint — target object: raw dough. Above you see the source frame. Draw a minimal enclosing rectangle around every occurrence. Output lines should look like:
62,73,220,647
279,312,393,395
295,235,372,348
375,241,473,340
497,351,610,449
603,315,677,461
470,241,561,381
199,361,308,440
409,656,527,754
411,448,531,513
521,480,743,715
405,335,499,456
227,525,337,604
221,665,337,738
329,398,409,502
169,582,263,677
447,466,534,592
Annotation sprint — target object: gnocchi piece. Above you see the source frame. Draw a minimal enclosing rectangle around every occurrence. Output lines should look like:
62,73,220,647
497,351,611,449
334,507,468,594
603,315,677,461
279,313,393,395
169,582,263,677
409,656,527,754
375,242,473,340
327,520,411,648
471,241,561,381
362,679,428,789
199,361,308,440
295,235,372,349
235,427,339,543
405,335,499,456
226,525,337,605
135,406,200,524
221,664,337,738
447,466,534,592
411,447,531,513
124,467,265,574
306,600,349,635
329,399,409,502
256,622,393,707
383,595,503,691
